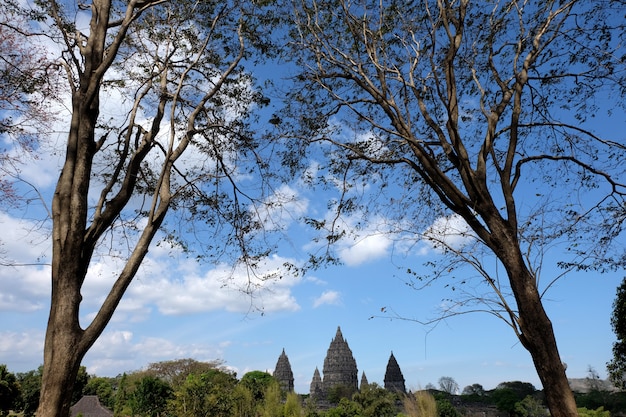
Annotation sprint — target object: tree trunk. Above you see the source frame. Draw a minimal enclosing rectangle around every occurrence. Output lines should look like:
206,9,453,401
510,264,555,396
496,236,579,416
514,278,578,416
37,57,101,416
38,309,86,417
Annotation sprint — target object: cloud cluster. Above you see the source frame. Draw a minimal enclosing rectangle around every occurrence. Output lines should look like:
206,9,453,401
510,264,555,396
313,290,342,308
423,214,475,252
0,213,51,312
84,330,228,376
78,244,302,324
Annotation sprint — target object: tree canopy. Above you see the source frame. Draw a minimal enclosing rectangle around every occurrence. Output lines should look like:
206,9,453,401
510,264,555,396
608,277,626,389
280,0,626,415
2,1,282,416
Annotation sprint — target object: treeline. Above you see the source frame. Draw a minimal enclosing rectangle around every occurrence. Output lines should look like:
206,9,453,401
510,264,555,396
458,380,623,416
1,359,303,417
0,360,622,417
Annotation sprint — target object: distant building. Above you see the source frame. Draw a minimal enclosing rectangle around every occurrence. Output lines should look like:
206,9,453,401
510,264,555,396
360,371,369,389
321,326,359,396
275,326,407,399
384,351,406,393
306,326,360,400
70,396,113,417
310,367,323,397
274,348,295,392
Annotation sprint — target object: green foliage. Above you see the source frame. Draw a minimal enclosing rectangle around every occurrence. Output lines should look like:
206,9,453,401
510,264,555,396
574,384,626,413
321,385,402,417
577,407,611,417
16,367,42,417
239,371,276,401
514,395,549,417
304,396,321,417
141,359,225,389
129,376,172,417
259,381,283,417
231,383,255,417
114,373,130,417
83,377,115,410
435,397,460,417
326,384,356,404
325,398,363,417
496,381,537,401
352,384,397,417
169,370,237,417
608,277,626,389
0,365,20,414
576,390,613,411
283,392,302,417
492,388,519,414
461,383,485,397
460,383,485,403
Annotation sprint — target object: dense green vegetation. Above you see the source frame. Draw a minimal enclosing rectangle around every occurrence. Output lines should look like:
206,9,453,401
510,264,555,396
2,359,625,417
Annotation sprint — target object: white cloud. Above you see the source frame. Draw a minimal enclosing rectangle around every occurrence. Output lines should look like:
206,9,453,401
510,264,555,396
0,213,51,312
423,214,475,252
85,330,228,376
317,213,395,267
0,330,44,370
338,232,393,266
252,184,309,232
313,290,342,308
122,252,302,317
304,275,327,285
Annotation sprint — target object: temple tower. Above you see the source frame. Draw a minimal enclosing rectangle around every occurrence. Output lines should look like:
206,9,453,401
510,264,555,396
310,367,323,397
360,372,369,390
383,351,406,393
274,348,294,392
322,326,358,395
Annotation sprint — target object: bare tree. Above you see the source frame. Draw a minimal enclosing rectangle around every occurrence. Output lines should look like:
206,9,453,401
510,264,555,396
283,0,626,416
438,376,459,395
1,1,277,416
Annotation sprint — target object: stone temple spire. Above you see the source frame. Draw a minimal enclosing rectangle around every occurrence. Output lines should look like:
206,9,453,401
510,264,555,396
310,367,323,397
383,351,406,393
360,371,369,390
322,326,358,395
274,348,294,392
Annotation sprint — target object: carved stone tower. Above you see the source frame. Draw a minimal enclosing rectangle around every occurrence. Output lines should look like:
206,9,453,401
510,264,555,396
322,326,358,395
360,371,369,390
383,351,406,393
310,367,323,397
274,348,294,392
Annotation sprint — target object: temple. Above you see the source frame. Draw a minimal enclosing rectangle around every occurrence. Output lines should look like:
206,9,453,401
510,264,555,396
321,326,359,396
310,367,323,397
360,372,369,389
273,348,294,392
274,326,407,398
383,351,406,393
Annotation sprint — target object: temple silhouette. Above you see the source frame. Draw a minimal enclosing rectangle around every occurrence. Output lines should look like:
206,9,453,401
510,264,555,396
273,326,406,397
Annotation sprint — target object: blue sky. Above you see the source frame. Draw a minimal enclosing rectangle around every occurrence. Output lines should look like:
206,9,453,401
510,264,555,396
0,145,621,393
0,0,624,397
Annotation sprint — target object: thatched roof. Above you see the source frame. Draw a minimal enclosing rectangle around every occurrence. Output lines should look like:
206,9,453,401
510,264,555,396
70,396,113,417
